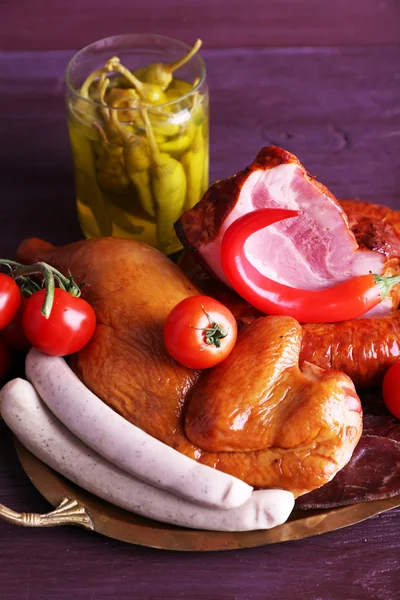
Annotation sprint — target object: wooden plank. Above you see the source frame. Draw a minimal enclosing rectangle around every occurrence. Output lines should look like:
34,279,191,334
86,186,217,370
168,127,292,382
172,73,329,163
1,422,400,600
2,0,400,50
1,417,399,599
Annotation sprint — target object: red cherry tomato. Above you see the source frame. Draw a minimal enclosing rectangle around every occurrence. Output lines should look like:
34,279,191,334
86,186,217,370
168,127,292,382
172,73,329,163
0,273,21,331
0,337,12,382
22,288,96,357
382,361,400,419
2,300,31,352
164,296,237,369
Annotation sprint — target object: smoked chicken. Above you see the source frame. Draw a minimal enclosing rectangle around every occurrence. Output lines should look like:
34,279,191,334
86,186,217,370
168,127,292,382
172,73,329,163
184,316,362,495
17,237,202,450
17,236,362,497
297,414,400,508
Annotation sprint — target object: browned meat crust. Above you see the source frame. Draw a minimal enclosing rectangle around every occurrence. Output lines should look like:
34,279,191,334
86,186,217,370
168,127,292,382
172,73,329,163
178,199,400,389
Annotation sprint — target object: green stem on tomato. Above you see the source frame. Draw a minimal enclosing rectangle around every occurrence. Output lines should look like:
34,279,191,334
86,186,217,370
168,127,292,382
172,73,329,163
18,276,41,297
190,307,228,348
0,259,80,296
14,262,55,318
0,259,82,319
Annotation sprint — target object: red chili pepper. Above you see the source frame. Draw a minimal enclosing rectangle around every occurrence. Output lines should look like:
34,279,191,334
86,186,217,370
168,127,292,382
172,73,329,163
221,208,400,324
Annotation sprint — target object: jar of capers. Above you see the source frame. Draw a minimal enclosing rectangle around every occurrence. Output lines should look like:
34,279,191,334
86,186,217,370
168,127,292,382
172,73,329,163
65,34,209,255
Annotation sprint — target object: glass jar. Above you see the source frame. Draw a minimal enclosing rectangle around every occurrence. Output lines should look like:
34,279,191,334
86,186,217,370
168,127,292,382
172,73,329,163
65,34,209,255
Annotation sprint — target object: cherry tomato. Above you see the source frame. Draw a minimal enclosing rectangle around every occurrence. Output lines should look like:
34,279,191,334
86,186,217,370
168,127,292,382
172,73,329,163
164,296,237,369
22,288,96,357
382,361,400,419
2,300,31,352
0,273,21,331
0,337,12,382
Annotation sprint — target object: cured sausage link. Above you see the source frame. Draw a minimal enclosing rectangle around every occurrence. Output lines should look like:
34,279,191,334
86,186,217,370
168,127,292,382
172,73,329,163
301,311,400,389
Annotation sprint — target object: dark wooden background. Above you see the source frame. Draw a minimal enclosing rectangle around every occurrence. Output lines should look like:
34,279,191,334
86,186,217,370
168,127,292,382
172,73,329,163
1,1,399,599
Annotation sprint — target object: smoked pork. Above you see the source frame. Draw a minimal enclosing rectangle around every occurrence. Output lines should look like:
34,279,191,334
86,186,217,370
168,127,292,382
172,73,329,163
175,146,396,315
177,198,400,388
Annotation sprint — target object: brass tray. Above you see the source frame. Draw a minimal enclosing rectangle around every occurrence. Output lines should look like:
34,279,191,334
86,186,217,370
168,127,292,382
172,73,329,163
0,439,398,552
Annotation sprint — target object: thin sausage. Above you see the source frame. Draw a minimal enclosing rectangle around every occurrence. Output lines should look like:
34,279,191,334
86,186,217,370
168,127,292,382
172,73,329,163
0,379,294,531
25,348,253,510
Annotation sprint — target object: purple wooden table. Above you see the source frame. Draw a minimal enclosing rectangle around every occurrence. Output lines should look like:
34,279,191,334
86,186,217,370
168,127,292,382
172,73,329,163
1,2,400,598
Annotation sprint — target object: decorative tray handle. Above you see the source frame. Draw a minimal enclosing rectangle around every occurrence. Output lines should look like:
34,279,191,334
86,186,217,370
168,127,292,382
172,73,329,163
0,498,94,530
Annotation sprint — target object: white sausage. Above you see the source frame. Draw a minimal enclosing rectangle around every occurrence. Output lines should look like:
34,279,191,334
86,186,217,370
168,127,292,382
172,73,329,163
25,349,252,510
0,378,294,532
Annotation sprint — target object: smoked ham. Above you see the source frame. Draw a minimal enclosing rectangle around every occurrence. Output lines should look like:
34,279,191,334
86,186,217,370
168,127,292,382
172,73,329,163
176,147,400,316
17,237,362,497
177,198,400,388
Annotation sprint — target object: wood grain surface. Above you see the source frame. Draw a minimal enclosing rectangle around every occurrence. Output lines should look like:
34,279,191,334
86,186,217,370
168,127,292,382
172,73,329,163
0,45,399,259
2,0,400,49
1,416,400,600
1,2,400,598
